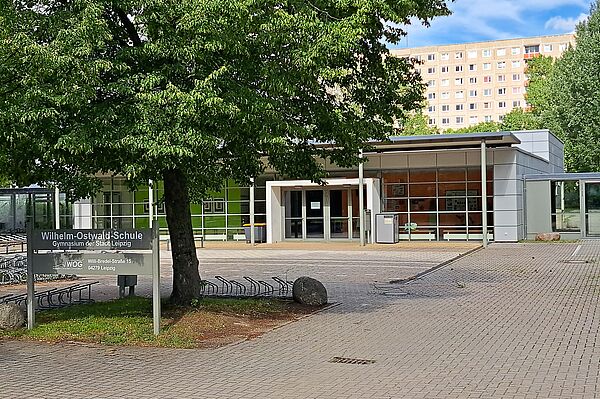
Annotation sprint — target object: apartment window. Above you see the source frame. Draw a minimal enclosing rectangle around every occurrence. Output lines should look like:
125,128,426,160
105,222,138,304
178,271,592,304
455,51,463,59
512,60,521,68
441,53,449,60
428,93,436,100
483,75,492,83
470,116,478,124
483,63,491,70
414,55,422,61
441,66,449,73
483,88,492,96
483,102,491,109
469,77,477,84
428,118,435,125
427,67,436,74
428,105,436,112
441,92,450,99
455,104,464,111
484,115,493,122
543,44,553,52
441,79,450,86
428,80,436,87
456,116,464,124
482,49,491,57
498,88,506,95
498,101,506,108
455,91,464,99
511,47,520,55
455,78,463,85
559,43,567,52
497,48,506,56
469,64,477,71
455,65,463,72
512,100,521,107
427,53,436,61
497,75,506,82
467,50,477,59
512,73,520,81
442,117,450,125
469,103,477,110
512,87,521,94
441,104,450,112
469,89,477,97
497,61,506,69
524,45,540,54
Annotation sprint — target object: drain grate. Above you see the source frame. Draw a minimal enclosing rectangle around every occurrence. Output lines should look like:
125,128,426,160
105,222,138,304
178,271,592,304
329,356,376,365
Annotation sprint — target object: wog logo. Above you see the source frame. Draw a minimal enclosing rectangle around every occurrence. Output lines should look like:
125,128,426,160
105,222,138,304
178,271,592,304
65,260,83,268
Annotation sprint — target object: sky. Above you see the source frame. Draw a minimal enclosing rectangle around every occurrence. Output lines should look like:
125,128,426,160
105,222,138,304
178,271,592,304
390,0,592,49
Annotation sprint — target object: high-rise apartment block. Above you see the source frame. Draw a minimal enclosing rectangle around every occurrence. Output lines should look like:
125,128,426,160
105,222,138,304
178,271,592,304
390,34,575,130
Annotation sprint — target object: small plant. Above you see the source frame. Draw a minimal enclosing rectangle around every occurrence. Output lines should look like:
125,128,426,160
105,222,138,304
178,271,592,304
456,282,466,289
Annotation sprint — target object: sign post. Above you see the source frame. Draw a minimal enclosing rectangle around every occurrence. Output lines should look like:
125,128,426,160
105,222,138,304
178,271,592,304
26,228,160,334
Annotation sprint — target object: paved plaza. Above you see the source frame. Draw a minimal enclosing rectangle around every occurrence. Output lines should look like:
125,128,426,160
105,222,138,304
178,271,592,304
1,241,600,398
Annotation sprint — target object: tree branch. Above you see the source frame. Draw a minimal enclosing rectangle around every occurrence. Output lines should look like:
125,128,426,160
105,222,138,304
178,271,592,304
114,7,142,47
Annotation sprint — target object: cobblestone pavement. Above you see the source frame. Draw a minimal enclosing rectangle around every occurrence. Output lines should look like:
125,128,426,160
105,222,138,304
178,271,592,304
2,241,600,398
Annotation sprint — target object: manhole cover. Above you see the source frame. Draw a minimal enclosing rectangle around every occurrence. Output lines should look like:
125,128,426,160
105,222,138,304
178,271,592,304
329,357,376,365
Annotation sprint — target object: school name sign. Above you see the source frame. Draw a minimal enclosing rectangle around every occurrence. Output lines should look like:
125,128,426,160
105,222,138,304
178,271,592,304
31,229,152,251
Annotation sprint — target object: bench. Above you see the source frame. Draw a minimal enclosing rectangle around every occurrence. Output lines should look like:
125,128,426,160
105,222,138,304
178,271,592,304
232,234,246,241
161,235,206,250
442,230,494,241
398,230,436,241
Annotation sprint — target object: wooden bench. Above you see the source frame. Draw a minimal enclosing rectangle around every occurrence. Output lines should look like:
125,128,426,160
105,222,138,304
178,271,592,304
442,230,494,241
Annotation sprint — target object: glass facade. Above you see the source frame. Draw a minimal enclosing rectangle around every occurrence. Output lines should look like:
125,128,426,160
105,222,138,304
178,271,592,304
551,181,580,232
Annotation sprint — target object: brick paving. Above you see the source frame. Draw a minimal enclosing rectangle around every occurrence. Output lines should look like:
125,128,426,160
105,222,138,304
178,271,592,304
1,241,600,398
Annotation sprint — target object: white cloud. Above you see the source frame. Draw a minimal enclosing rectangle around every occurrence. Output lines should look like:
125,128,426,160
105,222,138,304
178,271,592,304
544,13,588,31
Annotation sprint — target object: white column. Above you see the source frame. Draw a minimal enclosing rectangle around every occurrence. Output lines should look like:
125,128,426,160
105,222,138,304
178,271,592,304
481,140,488,248
250,178,255,245
148,180,154,228
54,186,60,229
359,149,365,246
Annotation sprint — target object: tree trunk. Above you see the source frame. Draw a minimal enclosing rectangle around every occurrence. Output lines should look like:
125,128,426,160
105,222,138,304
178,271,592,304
163,168,202,304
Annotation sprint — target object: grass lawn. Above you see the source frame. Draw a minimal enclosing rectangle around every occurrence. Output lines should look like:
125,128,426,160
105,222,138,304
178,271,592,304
0,296,318,349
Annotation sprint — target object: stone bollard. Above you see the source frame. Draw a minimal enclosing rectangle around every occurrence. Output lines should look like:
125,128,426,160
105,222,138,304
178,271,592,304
292,276,328,306
0,303,26,330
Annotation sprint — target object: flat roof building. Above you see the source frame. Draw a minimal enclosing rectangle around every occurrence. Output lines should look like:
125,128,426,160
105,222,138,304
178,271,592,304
390,34,575,130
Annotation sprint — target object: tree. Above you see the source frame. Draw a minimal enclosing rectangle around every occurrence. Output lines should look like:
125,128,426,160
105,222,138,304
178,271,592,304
444,121,500,134
399,112,439,135
523,55,554,117
545,0,600,172
0,0,451,304
500,108,542,131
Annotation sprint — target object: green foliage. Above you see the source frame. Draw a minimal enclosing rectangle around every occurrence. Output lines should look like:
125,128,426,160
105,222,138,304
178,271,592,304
444,121,501,134
500,108,543,131
524,55,554,116
398,112,438,135
544,0,600,172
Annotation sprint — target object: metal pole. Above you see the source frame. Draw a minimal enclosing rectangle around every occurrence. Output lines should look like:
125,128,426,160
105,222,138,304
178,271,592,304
26,223,35,329
148,180,154,228
152,225,161,336
250,178,255,245
359,149,365,246
481,140,488,248
54,187,60,229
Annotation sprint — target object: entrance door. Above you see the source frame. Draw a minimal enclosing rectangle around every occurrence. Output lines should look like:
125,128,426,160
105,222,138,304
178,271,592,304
284,191,303,239
329,189,350,239
584,182,600,237
305,190,324,239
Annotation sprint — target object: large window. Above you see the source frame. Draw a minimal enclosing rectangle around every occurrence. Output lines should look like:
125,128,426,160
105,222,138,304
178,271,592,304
551,181,580,232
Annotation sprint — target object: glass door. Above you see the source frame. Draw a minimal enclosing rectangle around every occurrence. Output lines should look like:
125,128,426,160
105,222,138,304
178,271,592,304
329,189,350,239
284,191,303,239
305,190,324,239
584,182,600,237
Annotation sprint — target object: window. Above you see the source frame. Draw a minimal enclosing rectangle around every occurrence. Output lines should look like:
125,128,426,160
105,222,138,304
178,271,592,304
543,44,553,52
497,74,506,82
469,89,477,97
441,53,449,60
455,116,464,124
524,45,540,54
442,117,450,125
482,49,491,57
497,61,506,69
414,55,422,61
469,103,477,110
427,67,436,74
469,116,478,124
483,89,492,96
427,53,436,61
455,78,463,85
469,77,477,84
428,105,436,112
498,101,506,108
499,115,505,122
469,64,477,71
455,91,464,99
498,88,506,95
441,79,450,86
455,104,464,111
512,87,521,94
441,66,449,73
428,93,436,100
512,73,520,81
455,65,463,72
441,104,450,112
441,92,450,99
483,102,491,109
428,118,435,125
512,100,521,107
483,75,492,83
428,80,436,87
559,43,567,52
511,47,520,55
483,63,491,70
497,48,506,56
455,51,463,59
512,60,521,68
467,50,477,59
484,115,493,122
